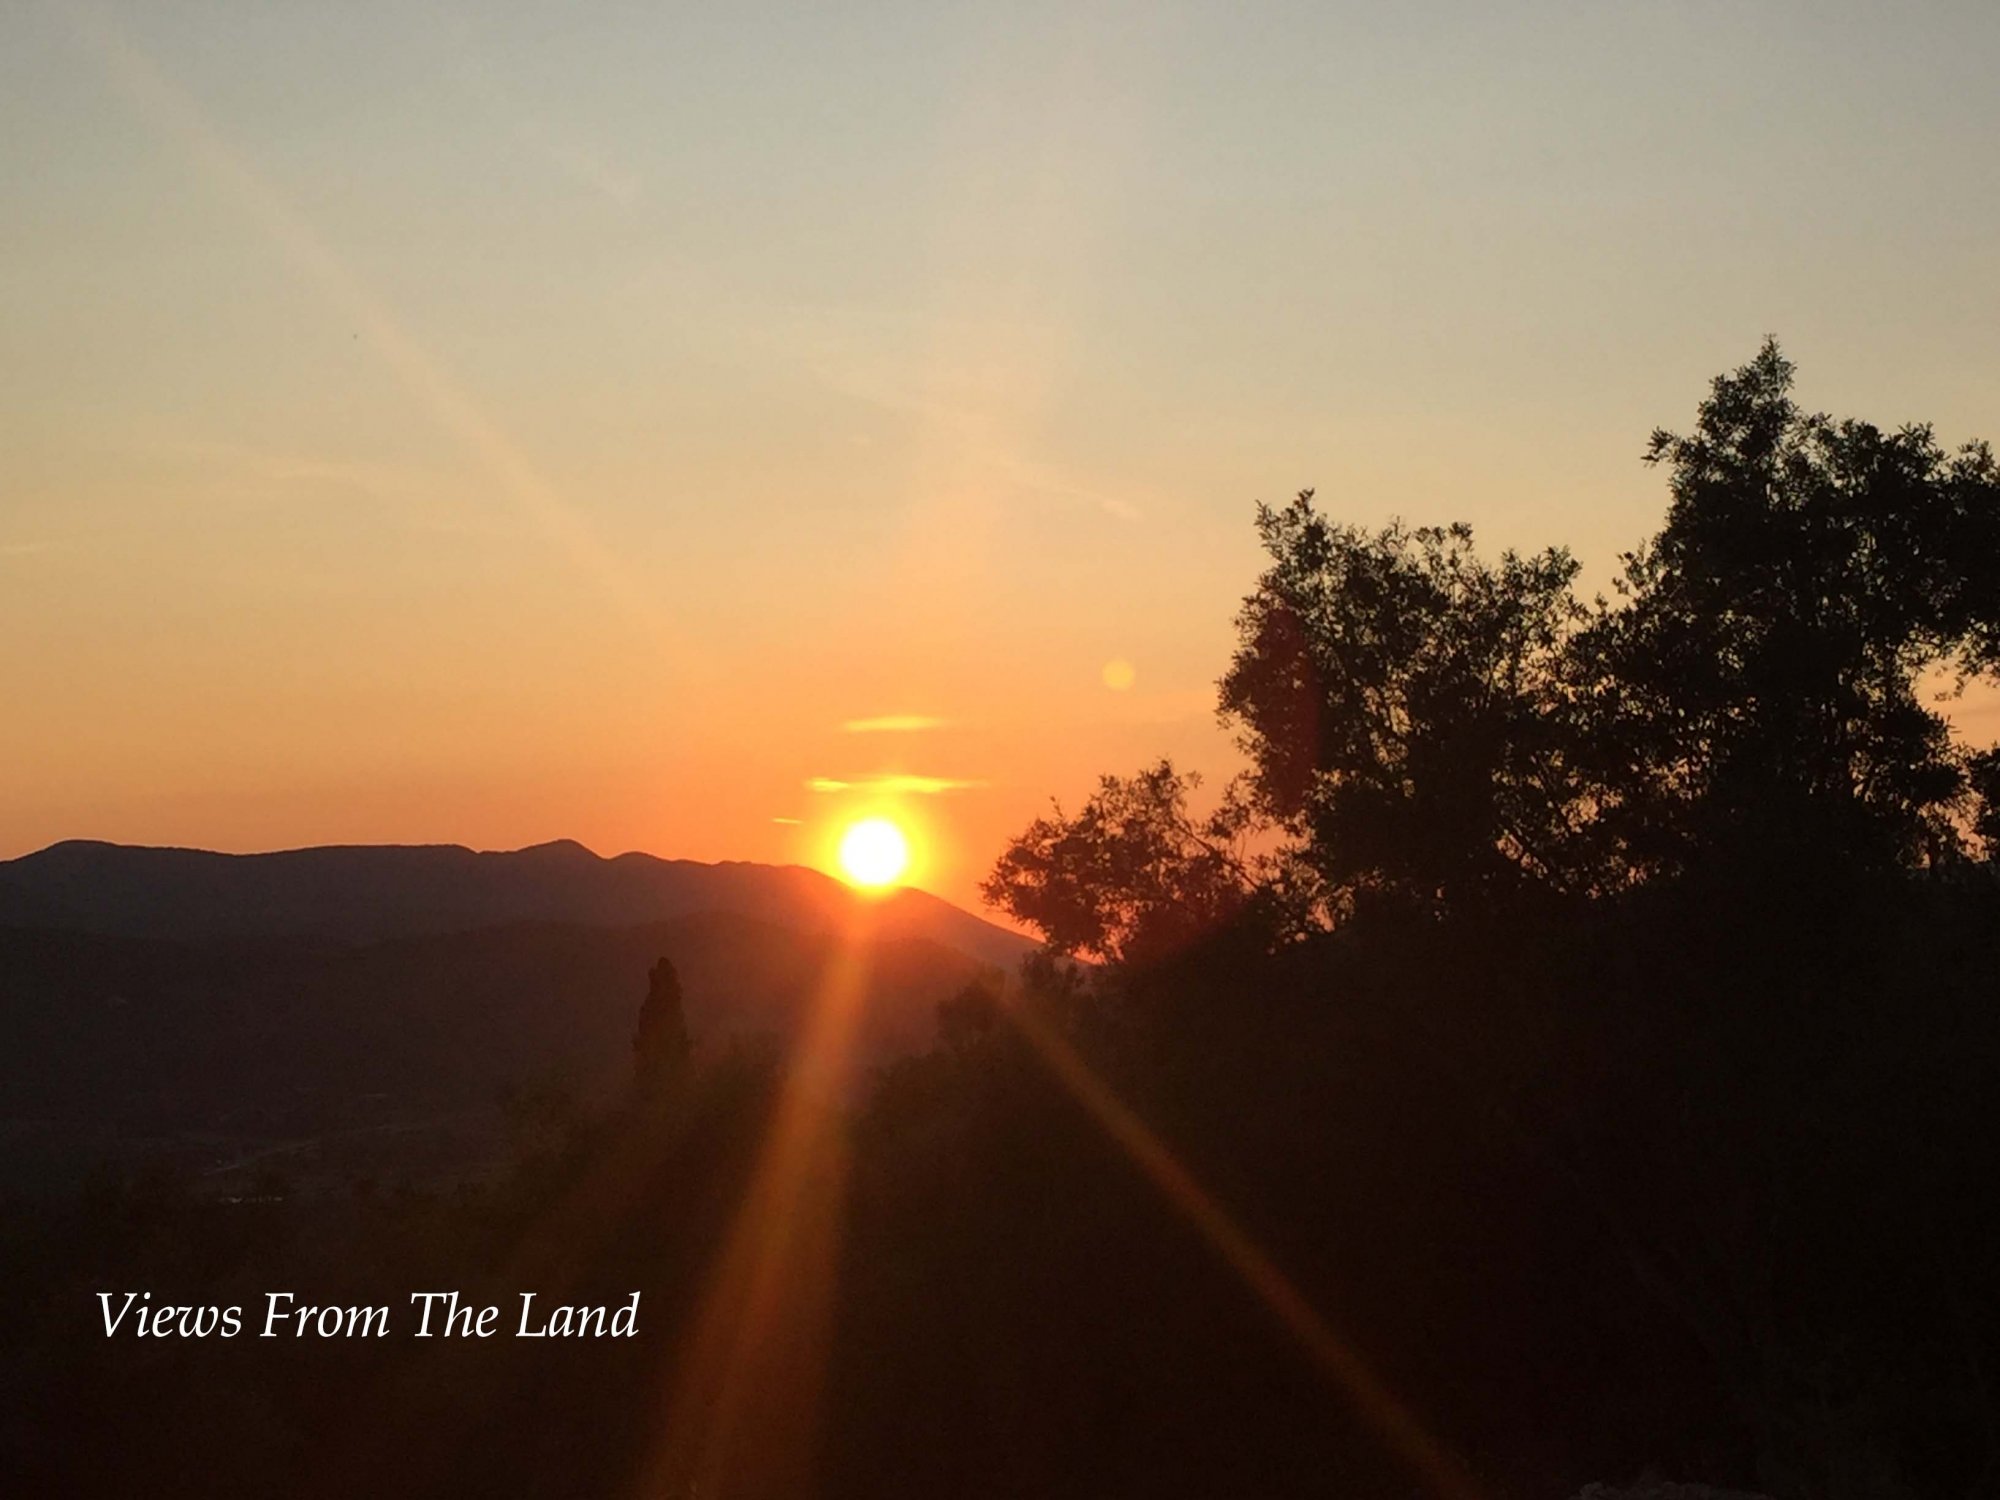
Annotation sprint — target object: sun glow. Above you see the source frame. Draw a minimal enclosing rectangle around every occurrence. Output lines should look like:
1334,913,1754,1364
836,817,910,889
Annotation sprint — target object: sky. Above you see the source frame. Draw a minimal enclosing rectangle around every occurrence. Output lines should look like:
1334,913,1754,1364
5,0,2000,912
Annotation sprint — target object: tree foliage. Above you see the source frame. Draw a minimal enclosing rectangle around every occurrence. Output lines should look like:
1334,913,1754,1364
1218,501,1596,909
1579,338,2000,874
988,341,2000,952
979,761,1269,964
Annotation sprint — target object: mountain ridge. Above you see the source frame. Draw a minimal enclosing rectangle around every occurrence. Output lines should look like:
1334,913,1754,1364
0,838,1034,969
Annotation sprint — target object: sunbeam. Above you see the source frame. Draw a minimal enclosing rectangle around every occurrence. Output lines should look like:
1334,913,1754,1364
633,914,876,1500
65,2,701,682
1001,990,1488,1500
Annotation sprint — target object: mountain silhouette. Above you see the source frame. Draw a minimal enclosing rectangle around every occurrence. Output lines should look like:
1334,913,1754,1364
0,839,1032,968
0,840,1034,1191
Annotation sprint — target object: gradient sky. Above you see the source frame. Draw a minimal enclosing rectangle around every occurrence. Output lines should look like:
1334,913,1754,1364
5,1,1999,911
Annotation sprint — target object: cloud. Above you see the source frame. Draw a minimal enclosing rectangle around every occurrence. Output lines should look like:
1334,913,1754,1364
0,541,55,557
842,714,948,734
808,774,988,796
518,120,642,209
770,816,803,825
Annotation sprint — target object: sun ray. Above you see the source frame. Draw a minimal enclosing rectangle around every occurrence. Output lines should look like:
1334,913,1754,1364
633,909,876,1499
65,2,701,682
1001,990,1487,1500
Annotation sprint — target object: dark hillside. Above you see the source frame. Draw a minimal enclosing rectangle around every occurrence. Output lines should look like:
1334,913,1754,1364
0,913,990,1191
0,840,1032,969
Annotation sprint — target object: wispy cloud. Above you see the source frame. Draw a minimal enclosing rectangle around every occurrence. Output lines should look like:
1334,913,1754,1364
153,436,433,500
517,119,642,209
842,714,948,734
0,541,56,557
808,774,987,796
744,305,1156,525
770,816,803,825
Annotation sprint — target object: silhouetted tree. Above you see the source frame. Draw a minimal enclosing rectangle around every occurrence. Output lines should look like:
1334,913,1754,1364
1218,499,1600,913
1575,338,2000,876
1971,746,2000,857
633,955,691,1095
973,342,2000,1498
935,977,1004,1056
980,761,1273,964
1198,342,2000,919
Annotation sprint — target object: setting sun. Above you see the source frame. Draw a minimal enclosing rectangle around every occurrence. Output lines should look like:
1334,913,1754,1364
837,817,910,889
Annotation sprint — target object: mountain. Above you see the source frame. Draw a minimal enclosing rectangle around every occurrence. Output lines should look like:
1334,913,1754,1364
0,839,1033,968
0,840,1036,1191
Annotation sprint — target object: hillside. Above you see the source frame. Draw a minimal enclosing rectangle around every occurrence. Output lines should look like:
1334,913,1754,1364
0,911,999,1192
0,839,1034,969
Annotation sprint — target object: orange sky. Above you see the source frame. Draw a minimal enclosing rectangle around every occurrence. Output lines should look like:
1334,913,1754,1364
5,3,1999,913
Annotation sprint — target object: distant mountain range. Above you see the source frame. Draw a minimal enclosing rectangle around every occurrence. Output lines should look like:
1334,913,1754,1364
0,841,1037,1191
0,839,1033,968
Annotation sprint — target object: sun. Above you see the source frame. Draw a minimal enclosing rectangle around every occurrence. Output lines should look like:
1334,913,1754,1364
837,817,910,889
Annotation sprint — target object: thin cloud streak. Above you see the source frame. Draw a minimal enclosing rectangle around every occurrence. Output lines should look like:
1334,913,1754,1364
808,775,987,795
517,119,643,209
841,715,949,734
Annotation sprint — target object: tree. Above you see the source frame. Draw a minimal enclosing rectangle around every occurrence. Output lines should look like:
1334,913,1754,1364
994,341,2000,945
1972,746,2000,856
1577,338,2000,875
633,956,691,1096
1210,345,2000,910
967,342,2000,1496
980,761,1272,965
1217,496,1599,912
